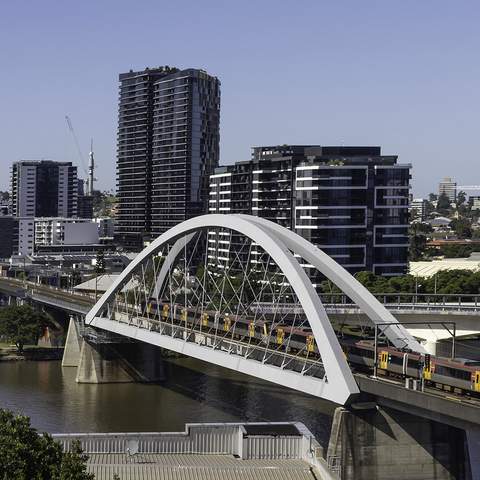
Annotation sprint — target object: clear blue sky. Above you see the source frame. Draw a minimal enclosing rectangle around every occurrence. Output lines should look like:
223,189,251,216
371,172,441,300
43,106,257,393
1,1,479,197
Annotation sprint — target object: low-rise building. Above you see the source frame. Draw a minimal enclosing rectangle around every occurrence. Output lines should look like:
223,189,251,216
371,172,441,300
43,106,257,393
470,196,480,211
17,218,35,255
94,217,115,239
410,198,428,221
35,218,98,247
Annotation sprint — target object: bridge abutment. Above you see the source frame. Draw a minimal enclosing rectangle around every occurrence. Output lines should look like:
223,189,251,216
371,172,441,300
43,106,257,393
327,405,471,480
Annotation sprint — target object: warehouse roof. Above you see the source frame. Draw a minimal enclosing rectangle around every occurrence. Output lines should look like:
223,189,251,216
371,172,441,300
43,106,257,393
410,259,480,277
86,454,319,480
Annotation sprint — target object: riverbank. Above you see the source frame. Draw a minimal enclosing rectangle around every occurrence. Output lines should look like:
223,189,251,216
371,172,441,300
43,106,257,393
0,346,64,361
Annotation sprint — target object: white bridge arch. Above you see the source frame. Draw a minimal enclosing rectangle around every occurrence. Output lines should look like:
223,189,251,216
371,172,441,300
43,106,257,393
86,214,424,405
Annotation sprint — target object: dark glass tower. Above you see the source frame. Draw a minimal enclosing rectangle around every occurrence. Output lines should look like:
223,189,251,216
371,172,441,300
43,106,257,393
115,67,220,249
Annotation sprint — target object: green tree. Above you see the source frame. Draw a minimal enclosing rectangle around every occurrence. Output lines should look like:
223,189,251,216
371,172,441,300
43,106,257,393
450,218,472,239
436,192,452,214
456,190,466,208
0,409,94,480
0,305,51,353
409,222,432,261
428,193,438,202
439,244,472,258
95,250,106,275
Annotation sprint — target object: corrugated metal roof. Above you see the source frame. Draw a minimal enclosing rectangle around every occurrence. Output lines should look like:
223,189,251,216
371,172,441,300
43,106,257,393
86,454,318,480
73,274,138,292
410,260,480,277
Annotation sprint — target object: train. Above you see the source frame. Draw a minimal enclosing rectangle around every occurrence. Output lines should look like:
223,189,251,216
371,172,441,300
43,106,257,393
141,299,480,396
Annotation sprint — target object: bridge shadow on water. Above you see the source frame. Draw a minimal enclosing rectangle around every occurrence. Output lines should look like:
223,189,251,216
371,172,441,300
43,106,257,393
158,356,336,447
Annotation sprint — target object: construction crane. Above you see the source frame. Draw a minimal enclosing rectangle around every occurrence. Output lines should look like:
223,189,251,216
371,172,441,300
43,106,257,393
65,115,95,196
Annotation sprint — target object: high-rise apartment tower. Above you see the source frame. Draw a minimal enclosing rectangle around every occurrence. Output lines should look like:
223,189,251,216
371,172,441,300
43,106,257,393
10,160,78,218
115,66,220,249
209,145,411,279
438,177,457,202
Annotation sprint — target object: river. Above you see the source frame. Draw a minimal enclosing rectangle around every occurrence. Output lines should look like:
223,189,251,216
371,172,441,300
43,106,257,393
0,358,336,447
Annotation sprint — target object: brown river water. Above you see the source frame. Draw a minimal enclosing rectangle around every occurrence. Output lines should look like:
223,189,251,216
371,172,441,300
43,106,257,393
0,357,335,447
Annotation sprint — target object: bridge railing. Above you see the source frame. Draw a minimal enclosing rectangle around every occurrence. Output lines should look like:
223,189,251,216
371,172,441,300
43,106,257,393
317,293,480,312
4,277,480,313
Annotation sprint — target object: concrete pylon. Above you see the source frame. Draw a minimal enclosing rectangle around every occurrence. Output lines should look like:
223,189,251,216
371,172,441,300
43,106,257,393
62,316,83,367
327,406,471,479
75,340,165,384
75,341,133,383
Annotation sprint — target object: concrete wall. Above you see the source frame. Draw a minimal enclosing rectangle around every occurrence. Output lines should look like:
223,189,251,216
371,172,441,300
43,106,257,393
64,222,98,245
327,406,471,480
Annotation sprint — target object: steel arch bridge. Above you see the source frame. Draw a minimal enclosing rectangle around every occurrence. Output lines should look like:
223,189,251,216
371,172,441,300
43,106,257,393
86,214,425,405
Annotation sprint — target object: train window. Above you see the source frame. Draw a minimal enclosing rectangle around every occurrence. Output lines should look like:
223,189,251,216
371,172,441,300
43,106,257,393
408,358,419,369
434,364,471,381
348,346,374,359
389,354,404,365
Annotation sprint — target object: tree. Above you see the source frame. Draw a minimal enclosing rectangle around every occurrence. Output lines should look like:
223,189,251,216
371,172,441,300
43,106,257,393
456,190,467,208
94,250,107,300
409,222,432,261
95,250,106,275
0,409,94,480
450,218,472,239
0,305,51,353
439,244,472,258
428,193,438,202
436,192,452,214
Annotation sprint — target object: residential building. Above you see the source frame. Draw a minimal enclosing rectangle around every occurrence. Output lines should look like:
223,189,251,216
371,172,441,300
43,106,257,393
17,218,35,256
11,160,78,218
410,198,428,221
77,178,94,218
0,194,10,215
438,177,457,202
470,196,480,211
209,145,411,279
94,217,115,238
0,217,17,259
77,195,94,218
115,66,220,249
34,218,98,247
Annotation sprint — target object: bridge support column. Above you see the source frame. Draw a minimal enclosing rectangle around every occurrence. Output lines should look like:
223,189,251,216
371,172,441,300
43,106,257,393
62,316,83,367
75,341,165,384
466,428,480,479
327,405,471,480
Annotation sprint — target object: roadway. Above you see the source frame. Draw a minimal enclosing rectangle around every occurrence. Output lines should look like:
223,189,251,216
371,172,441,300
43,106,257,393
0,277,94,314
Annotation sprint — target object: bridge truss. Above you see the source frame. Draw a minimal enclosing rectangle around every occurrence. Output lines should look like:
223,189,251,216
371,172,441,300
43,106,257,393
86,215,424,405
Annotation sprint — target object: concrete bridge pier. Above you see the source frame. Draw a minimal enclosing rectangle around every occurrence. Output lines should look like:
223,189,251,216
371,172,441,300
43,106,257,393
62,316,83,367
466,429,480,479
61,317,165,383
75,340,166,383
327,405,472,480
